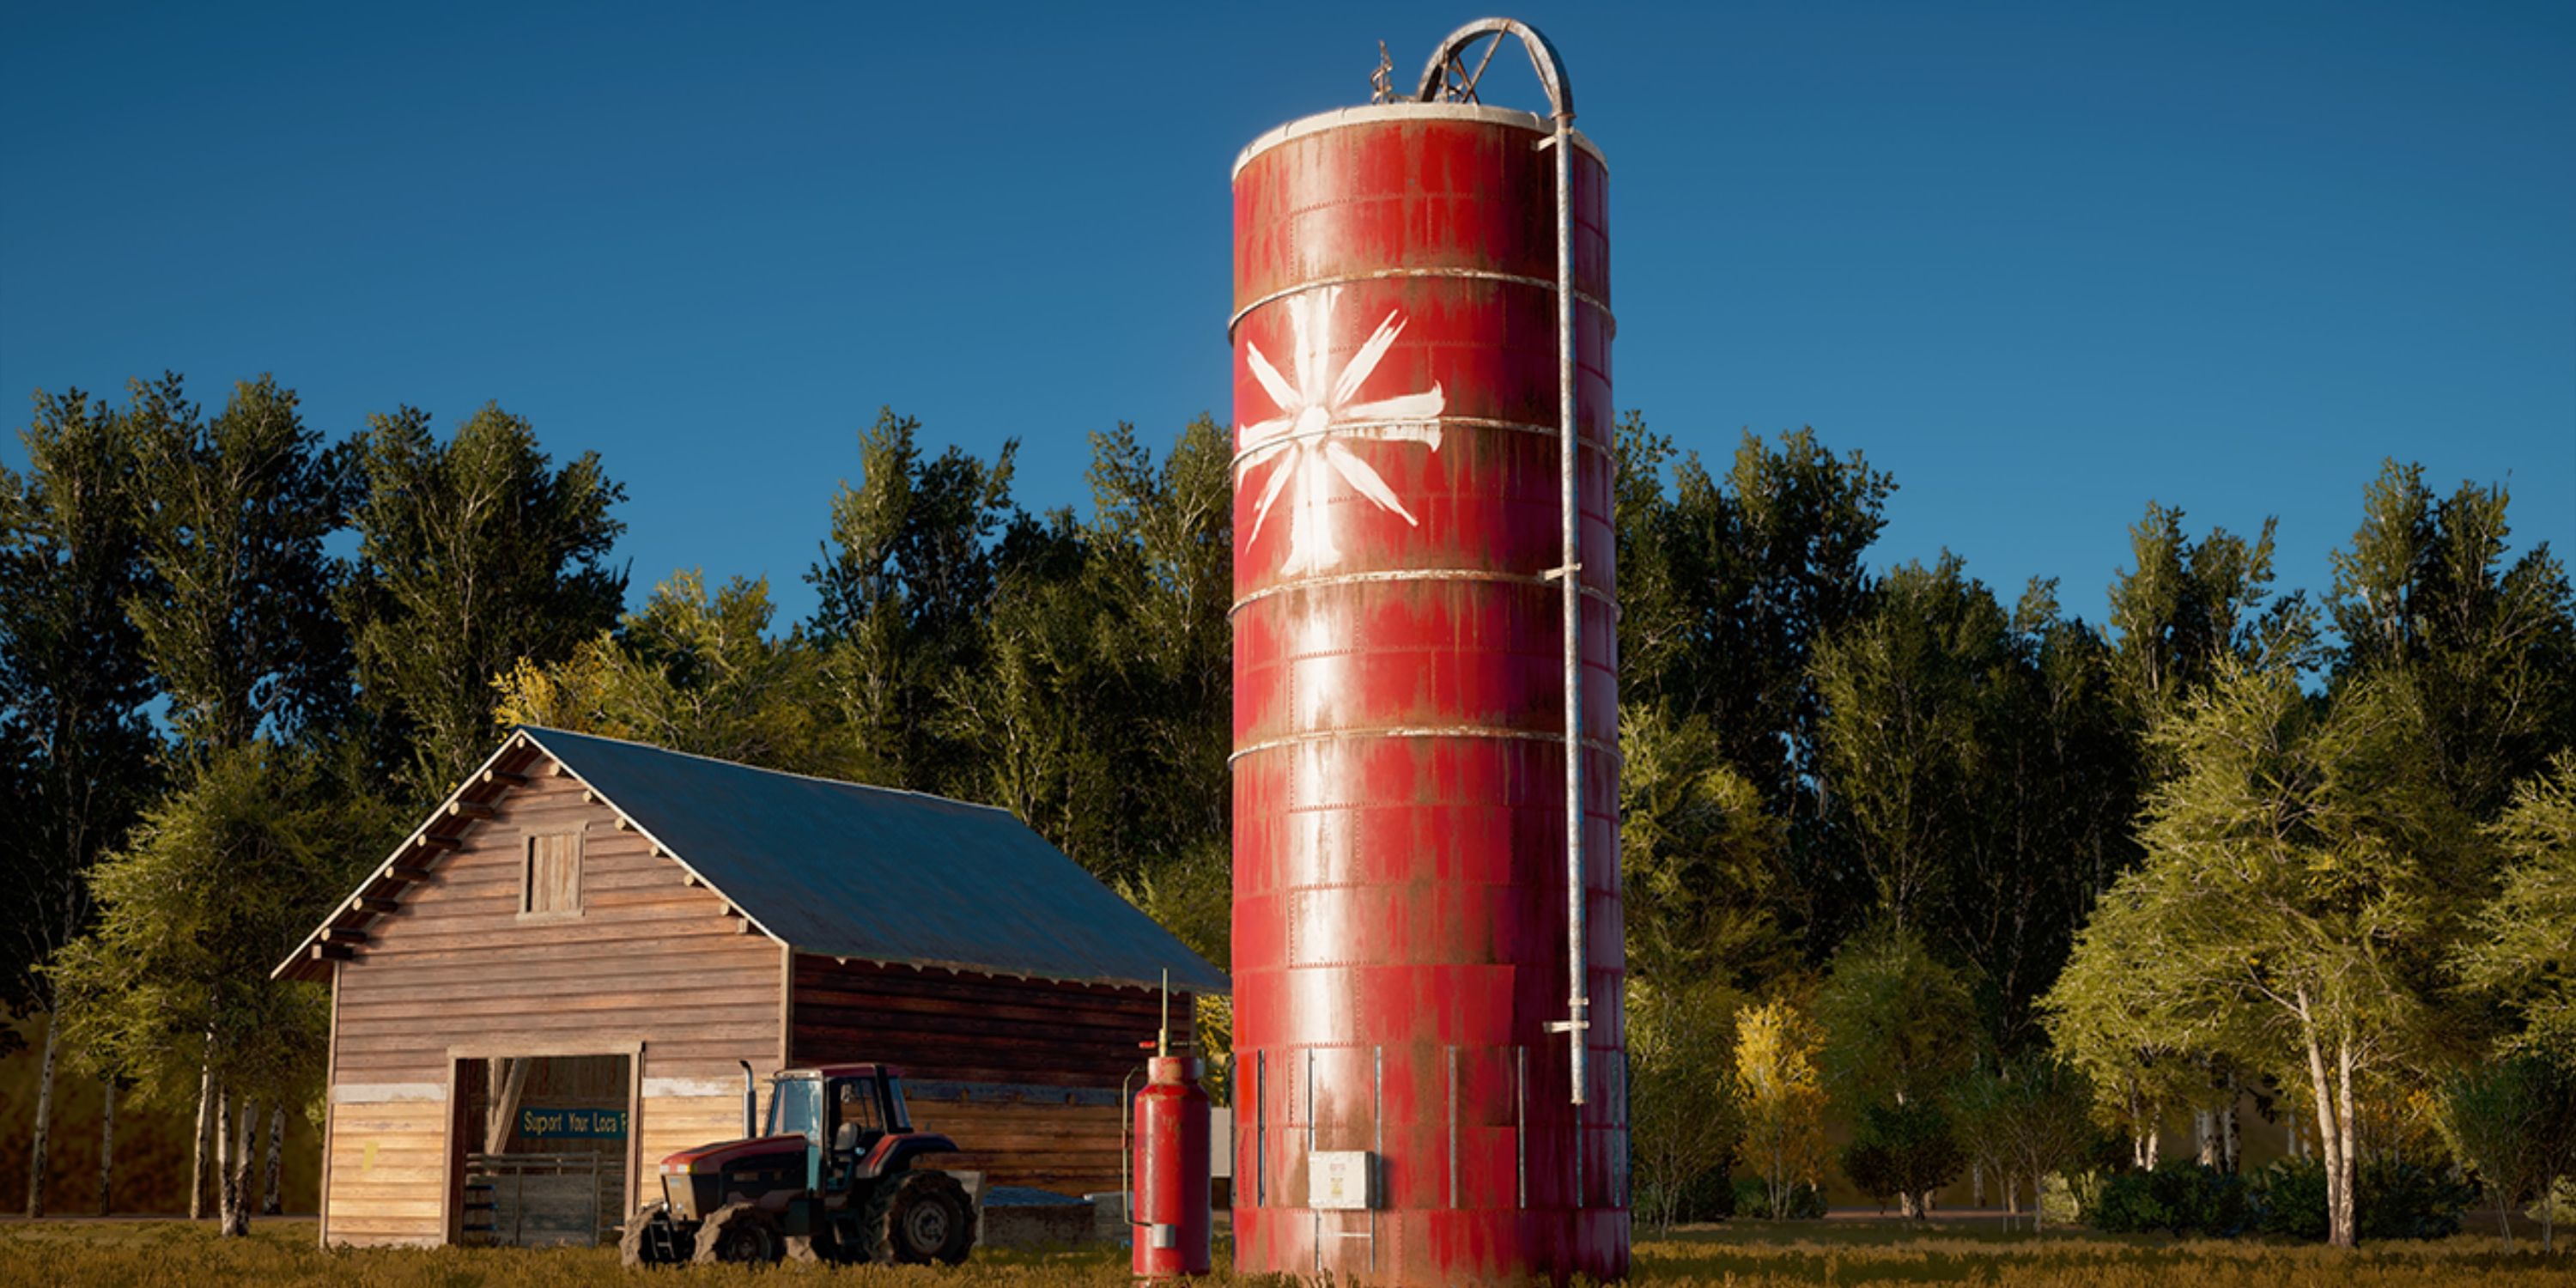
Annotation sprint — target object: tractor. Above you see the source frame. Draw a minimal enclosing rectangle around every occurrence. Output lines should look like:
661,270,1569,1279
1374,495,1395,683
622,1062,976,1267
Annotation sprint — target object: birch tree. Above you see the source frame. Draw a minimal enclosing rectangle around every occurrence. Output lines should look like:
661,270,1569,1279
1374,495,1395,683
342,402,626,800
1733,996,1828,1222
0,387,158,1217
2080,658,2464,1248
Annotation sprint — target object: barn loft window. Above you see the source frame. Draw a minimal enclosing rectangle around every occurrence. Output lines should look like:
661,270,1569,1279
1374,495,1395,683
522,829,583,916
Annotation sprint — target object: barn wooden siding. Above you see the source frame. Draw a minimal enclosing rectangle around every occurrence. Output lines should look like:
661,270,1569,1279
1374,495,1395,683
788,955,1190,1195
322,765,781,1247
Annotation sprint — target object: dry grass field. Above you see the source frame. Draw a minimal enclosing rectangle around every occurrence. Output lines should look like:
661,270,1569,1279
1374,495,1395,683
0,1217,2565,1287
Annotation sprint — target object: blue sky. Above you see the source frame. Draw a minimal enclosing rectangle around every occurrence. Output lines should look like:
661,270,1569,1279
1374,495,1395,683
3,2,2569,633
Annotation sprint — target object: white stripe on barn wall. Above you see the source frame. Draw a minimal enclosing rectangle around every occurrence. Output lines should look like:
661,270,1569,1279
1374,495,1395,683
331,1082,448,1103
641,1077,744,1098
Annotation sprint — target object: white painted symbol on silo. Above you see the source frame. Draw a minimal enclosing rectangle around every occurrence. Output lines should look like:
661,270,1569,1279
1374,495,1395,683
1239,287,1445,574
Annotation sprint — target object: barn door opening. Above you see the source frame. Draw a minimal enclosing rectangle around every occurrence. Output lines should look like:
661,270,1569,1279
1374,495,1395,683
454,1053,632,1247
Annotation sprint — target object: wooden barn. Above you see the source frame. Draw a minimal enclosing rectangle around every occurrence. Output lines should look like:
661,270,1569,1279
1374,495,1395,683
271,726,1226,1249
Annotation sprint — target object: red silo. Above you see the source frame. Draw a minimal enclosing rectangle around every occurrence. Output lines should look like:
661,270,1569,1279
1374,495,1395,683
1228,19,1625,1285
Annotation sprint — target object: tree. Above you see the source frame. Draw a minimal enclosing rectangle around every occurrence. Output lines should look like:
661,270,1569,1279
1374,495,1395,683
809,408,1018,797
1814,924,1978,1217
2043,879,2211,1169
125,374,350,751
2329,463,2575,821
924,417,1233,887
1814,923,1980,1115
1615,421,1893,954
495,570,844,776
1842,1099,1965,1219
120,373,359,1218
2433,1051,2576,1252
1812,556,2006,933
1814,561,2132,1045
2105,502,2312,748
2458,753,2576,1060
1732,996,1828,1224
1628,978,1744,1233
1620,704,1790,991
1992,1054,2099,1232
342,402,626,799
0,388,159,1217
2077,657,2467,1248
48,742,400,1236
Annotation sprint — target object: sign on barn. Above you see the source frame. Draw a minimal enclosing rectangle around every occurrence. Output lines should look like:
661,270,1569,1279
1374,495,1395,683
519,1107,627,1139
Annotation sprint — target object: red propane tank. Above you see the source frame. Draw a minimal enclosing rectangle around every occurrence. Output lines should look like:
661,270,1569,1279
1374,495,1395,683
1132,1055,1212,1279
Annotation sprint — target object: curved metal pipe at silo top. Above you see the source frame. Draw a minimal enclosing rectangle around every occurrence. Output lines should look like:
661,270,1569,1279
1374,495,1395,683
1227,18,1625,1285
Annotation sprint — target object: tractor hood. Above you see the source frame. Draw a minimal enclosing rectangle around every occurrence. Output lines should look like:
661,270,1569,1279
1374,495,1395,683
658,1133,808,1174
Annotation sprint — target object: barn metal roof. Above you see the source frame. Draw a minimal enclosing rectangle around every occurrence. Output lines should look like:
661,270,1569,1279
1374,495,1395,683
274,727,1227,994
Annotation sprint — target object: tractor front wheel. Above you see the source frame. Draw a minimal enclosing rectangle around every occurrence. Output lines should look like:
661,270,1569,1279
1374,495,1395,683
620,1201,687,1267
869,1170,975,1265
691,1201,784,1265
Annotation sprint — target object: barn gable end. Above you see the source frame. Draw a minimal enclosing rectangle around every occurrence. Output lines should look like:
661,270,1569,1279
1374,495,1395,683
313,743,780,1247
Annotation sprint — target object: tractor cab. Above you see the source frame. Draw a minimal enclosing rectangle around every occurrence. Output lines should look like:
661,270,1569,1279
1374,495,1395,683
764,1064,916,1188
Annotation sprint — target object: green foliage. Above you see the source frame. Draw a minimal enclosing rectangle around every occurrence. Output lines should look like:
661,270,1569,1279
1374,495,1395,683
2432,1050,2576,1249
2329,462,2576,820
808,409,1019,797
1950,1053,2101,1230
125,375,349,750
46,743,401,1108
1814,562,2133,1043
2459,753,2576,1058
2246,1157,2476,1242
1615,420,1893,955
342,401,627,799
804,414,1234,890
1630,978,1747,1234
1839,1100,1965,1217
494,571,846,777
2105,501,2312,739
1620,704,1790,988
1814,923,1979,1115
2087,1160,2251,1236
0,387,160,1029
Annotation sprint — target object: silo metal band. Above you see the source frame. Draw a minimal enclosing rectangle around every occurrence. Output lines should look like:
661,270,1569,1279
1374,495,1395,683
1229,269,1613,342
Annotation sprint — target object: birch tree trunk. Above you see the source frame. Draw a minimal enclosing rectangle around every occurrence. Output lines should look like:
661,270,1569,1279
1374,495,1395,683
212,1084,234,1231
260,1105,283,1215
2221,1097,2238,1174
220,1098,255,1236
96,1078,113,1216
190,1050,215,1220
2333,1036,2358,1249
2194,1109,2215,1167
2298,994,2350,1249
25,1019,58,1218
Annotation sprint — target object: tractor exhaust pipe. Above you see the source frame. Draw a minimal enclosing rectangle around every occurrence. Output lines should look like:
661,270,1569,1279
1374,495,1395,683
739,1060,756,1139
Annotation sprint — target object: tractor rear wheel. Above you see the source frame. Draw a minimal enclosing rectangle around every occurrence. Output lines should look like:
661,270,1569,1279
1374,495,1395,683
691,1201,784,1265
865,1170,975,1265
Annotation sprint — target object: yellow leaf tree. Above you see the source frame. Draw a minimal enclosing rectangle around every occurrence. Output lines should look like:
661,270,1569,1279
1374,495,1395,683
1734,996,1828,1219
